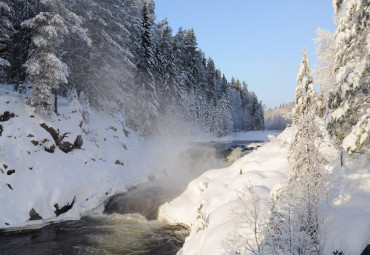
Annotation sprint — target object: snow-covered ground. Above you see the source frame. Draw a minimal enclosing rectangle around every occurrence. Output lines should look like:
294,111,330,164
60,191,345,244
1,84,369,254
0,84,278,230
0,85,159,229
158,128,370,254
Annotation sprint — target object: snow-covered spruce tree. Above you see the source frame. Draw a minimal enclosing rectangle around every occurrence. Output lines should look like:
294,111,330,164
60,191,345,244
314,28,337,118
74,0,135,110
5,0,39,89
22,6,69,116
262,52,328,255
133,2,159,135
327,0,370,154
183,28,200,92
156,18,184,115
314,28,336,94
0,1,15,83
218,74,233,136
293,47,315,118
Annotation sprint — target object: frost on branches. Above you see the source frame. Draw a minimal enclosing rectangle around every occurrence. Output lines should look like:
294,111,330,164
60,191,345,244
293,48,314,118
0,1,15,82
260,51,330,255
327,0,370,154
23,11,69,116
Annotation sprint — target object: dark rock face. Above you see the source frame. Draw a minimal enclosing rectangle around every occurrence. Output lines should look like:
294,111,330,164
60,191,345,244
362,245,370,255
0,111,15,122
6,170,15,176
74,135,83,148
54,197,76,216
115,160,124,166
29,208,42,221
58,142,74,153
44,145,56,153
0,112,16,136
40,123,83,153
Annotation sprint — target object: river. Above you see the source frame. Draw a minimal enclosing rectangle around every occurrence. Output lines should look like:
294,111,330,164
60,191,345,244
0,139,264,255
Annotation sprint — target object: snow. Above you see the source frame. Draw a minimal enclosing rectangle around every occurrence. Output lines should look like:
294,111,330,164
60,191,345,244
1,83,369,254
342,112,370,154
324,153,370,254
331,107,345,121
158,129,291,255
0,84,280,229
0,85,154,228
159,126,370,254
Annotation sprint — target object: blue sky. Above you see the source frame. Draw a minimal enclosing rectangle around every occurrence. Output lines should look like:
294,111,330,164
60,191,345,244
154,0,336,108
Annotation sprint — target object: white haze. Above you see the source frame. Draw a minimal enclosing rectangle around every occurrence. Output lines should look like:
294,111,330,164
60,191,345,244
141,115,229,190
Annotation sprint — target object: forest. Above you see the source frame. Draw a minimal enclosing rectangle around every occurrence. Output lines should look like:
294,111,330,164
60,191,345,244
0,0,264,136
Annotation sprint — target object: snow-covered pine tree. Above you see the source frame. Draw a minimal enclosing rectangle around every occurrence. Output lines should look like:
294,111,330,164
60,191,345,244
314,28,336,118
6,0,39,89
314,28,336,94
156,18,185,115
133,2,159,134
218,74,233,135
327,0,370,154
23,3,69,116
183,29,200,92
205,57,216,102
294,47,315,118
0,1,15,83
263,50,328,255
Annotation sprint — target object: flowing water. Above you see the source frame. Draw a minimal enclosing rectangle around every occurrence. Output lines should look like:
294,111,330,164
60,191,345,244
0,140,264,255
0,215,188,255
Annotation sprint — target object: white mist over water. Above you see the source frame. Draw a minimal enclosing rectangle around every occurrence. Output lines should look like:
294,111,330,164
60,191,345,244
140,117,229,190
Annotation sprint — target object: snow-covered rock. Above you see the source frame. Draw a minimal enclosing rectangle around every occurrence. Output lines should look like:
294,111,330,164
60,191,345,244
159,127,370,255
158,129,291,255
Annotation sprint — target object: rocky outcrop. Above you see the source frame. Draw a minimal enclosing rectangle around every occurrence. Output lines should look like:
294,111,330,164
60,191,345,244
29,208,42,221
40,123,83,153
0,111,16,136
0,111,15,122
54,197,76,216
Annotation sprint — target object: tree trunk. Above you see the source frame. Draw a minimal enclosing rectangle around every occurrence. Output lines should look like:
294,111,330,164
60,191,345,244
54,89,58,115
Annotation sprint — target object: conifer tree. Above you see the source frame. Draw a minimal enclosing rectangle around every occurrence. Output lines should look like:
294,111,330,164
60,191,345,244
23,5,69,116
205,57,216,101
0,1,15,82
327,0,370,154
263,49,328,255
294,48,314,118
133,3,158,134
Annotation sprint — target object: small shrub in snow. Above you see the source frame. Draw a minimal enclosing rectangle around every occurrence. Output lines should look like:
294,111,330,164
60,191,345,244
195,202,208,233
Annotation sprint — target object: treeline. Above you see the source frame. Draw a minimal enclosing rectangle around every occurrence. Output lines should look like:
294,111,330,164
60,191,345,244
0,0,264,136
264,102,294,130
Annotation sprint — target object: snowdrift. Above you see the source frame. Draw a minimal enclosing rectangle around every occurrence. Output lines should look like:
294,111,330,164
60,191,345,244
158,128,370,254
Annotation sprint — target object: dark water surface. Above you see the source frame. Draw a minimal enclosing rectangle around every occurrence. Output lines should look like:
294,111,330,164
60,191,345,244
0,215,188,255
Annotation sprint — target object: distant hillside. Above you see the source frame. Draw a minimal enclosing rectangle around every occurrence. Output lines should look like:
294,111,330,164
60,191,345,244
264,102,294,130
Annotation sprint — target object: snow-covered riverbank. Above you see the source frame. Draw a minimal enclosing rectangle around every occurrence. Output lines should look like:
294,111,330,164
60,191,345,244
158,128,370,255
0,84,278,230
0,85,155,229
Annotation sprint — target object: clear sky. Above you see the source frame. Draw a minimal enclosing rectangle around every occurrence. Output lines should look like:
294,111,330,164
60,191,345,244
154,0,336,108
